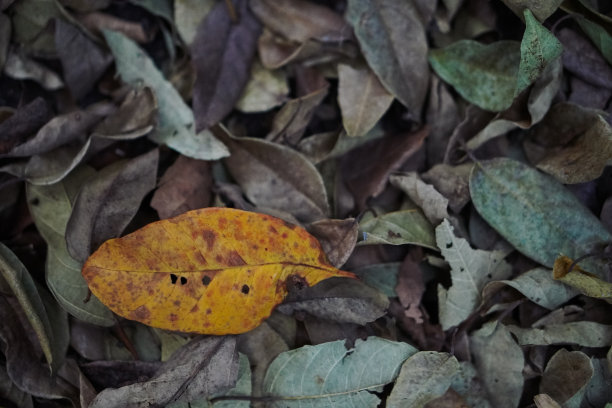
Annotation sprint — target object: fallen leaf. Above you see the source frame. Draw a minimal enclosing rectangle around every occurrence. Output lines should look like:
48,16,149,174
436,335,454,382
534,394,562,408
91,86,157,138
277,277,388,325
338,62,394,137
483,267,578,310
395,248,425,323
212,125,330,223
192,0,261,130
79,11,151,43
508,322,612,347
0,97,51,155
103,30,228,160
262,337,417,406
346,0,429,114
54,19,112,100
553,255,612,303
3,49,64,90
388,351,460,408
558,27,612,89
0,243,68,373
447,361,493,408
250,0,351,43
235,60,289,113
27,167,116,326
11,0,63,54
306,218,358,268
266,86,328,145
150,155,212,219
82,207,356,334
89,336,239,408
436,219,512,330
501,0,563,21
390,172,450,225
470,158,612,275
359,209,437,249
539,349,593,406
66,149,159,263
470,322,524,408
351,262,400,297
341,127,428,210
174,0,215,44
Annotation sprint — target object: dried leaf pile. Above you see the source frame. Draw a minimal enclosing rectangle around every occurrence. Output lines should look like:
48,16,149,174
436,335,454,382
0,0,611,407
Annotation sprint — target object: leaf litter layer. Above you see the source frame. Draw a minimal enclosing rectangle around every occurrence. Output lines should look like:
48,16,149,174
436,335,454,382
0,0,611,407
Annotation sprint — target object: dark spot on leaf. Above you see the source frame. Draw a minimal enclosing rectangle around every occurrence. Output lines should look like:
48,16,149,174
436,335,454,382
459,267,464,272
170,274,178,284
174,300,181,306
202,229,217,250
286,274,308,293
282,233,288,239
387,230,401,239
227,250,246,266
215,254,223,263
206,308,212,315
269,225,278,234
241,284,250,294
446,242,452,248
30,198,39,206
130,305,151,321
281,220,297,230
193,251,207,265
314,375,324,385
202,276,211,285
180,276,187,285
487,274,492,279
169,313,178,322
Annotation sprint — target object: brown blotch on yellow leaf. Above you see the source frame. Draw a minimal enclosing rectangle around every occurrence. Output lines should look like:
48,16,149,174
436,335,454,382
82,207,356,335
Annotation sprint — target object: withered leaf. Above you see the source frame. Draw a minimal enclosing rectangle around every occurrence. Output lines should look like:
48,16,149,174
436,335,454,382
0,97,51,155
82,208,356,334
192,0,261,130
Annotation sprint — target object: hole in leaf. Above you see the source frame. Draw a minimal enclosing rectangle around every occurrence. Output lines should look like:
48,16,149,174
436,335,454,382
241,284,249,294
202,276,211,285
170,274,178,284
180,277,187,285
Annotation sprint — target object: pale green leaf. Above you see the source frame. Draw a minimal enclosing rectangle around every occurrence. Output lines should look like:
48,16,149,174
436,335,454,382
263,337,417,407
387,351,459,408
436,219,512,330
508,322,612,347
470,158,612,276
483,267,578,310
27,167,115,326
515,9,563,95
358,209,436,249
103,30,228,160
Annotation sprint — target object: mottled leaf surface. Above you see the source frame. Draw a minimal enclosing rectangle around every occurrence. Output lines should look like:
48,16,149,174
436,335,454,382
82,208,356,334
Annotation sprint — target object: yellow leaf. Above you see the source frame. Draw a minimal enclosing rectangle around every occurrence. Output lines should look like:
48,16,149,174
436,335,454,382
82,208,356,334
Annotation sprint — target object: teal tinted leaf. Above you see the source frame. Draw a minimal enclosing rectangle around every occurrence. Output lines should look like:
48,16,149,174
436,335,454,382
0,243,66,372
470,158,612,276
358,209,436,249
27,167,115,326
483,267,578,310
346,0,428,113
540,349,593,408
351,262,400,297
429,40,520,111
388,351,459,408
585,358,612,407
436,219,512,330
515,9,563,95
263,337,417,407
576,16,612,65
508,322,612,347
103,30,228,160
470,322,524,408
450,362,493,408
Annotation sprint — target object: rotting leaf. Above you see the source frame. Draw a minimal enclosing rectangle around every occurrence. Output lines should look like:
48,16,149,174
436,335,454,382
191,0,261,130
262,337,417,407
82,207,356,335
306,218,358,268
89,336,239,408
236,60,289,113
3,50,64,90
0,97,51,155
67,149,159,263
